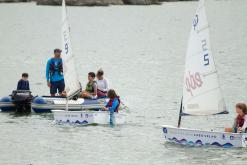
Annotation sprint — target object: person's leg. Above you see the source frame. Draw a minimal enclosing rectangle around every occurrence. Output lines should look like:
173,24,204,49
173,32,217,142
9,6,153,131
233,127,238,133
81,91,89,98
58,80,65,95
50,81,57,96
81,91,93,98
97,89,107,98
109,109,115,126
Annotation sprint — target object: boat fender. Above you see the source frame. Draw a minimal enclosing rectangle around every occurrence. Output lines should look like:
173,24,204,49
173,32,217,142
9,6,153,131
0,96,13,103
32,97,47,104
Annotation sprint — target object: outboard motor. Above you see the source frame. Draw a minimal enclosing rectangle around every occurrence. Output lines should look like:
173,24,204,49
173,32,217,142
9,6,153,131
11,90,32,114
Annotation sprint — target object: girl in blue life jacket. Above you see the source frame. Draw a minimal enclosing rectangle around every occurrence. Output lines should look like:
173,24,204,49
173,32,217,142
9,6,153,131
103,89,120,113
102,89,121,125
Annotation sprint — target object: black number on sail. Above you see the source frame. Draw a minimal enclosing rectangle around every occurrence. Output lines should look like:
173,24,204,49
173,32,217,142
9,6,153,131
65,43,69,54
201,39,209,66
193,15,199,30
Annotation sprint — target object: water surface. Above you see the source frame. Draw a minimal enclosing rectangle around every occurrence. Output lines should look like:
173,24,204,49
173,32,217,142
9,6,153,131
0,1,247,164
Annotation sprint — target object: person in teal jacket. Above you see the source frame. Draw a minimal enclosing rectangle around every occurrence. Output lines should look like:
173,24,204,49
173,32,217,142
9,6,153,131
103,89,121,125
46,49,65,96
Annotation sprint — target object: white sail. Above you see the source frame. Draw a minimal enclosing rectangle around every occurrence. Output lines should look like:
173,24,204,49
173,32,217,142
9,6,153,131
61,0,81,98
182,0,227,115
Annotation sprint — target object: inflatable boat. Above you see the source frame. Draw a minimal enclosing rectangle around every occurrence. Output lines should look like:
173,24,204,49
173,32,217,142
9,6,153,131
0,95,108,113
0,90,32,113
0,96,15,112
31,96,108,113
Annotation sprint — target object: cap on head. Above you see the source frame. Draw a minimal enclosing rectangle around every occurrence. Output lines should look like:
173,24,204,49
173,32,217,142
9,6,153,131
54,48,62,53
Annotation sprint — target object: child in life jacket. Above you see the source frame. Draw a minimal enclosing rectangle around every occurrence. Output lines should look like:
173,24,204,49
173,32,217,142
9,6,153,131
81,72,97,99
226,103,247,133
232,103,247,133
102,89,120,113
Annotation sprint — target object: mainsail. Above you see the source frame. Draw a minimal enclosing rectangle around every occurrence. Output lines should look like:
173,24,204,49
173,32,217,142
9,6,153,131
61,0,81,98
181,0,227,115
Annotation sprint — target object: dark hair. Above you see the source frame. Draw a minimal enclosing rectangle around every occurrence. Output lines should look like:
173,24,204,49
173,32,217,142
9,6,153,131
236,103,247,114
88,72,95,78
22,73,29,78
107,89,117,99
54,48,62,53
97,69,104,77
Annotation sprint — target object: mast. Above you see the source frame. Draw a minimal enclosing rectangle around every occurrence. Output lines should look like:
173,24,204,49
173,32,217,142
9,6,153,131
61,0,81,106
177,97,183,127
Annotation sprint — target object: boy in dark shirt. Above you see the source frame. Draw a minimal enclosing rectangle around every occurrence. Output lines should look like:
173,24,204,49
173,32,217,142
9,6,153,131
17,73,30,90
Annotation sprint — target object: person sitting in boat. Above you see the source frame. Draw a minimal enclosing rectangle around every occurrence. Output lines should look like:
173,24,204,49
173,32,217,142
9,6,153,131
96,69,109,98
102,89,121,113
17,73,30,90
81,72,97,99
232,103,247,133
46,48,65,96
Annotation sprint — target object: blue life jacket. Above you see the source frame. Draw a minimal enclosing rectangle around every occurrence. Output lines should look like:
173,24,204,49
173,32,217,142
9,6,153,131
106,97,121,113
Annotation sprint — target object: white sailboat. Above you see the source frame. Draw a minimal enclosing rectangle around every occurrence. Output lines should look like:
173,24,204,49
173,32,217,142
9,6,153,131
162,0,247,148
51,0,126,125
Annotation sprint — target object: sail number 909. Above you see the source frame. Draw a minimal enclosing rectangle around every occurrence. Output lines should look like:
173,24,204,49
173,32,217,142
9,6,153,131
63,30,69,54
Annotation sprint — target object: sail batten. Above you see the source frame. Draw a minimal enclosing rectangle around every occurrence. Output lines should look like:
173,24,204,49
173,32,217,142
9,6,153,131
61,0,81,98
181,0,227,116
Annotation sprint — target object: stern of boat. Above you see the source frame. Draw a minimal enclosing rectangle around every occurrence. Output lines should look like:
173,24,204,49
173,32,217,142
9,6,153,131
52,110,126,125
162,125,247,148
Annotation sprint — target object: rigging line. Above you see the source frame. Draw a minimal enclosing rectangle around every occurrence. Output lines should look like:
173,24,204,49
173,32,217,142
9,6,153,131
201,70,217,77
196,25,209,34
185,86,221,103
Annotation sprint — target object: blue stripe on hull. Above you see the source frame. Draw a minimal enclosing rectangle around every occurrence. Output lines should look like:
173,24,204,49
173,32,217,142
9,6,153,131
56,120,89,125
167,137,234,148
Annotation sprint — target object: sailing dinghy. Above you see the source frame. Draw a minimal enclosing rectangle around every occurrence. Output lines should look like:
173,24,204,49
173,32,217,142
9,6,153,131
162,0,247,148
51,0,126,125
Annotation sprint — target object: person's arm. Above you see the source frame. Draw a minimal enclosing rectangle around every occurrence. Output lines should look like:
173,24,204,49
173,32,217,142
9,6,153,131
27,81,30,90
17,80,21,90
46,59,51,82
241,116,247,132
108,99,119,113
232,117,237,128
104,79,109,92
93,82,97,96
46,59,51,87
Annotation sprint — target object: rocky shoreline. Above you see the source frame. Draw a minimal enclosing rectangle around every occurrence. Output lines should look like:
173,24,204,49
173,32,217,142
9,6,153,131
0,0,197,6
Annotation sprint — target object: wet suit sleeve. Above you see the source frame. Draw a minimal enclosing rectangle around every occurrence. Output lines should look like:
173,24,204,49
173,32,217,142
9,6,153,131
27,80,30,90
108,99,119,113
46,59,51,82
17,80,22,90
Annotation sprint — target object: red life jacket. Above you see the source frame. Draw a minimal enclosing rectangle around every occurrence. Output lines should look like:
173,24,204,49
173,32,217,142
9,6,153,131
236,115,245,127
106,97,121,113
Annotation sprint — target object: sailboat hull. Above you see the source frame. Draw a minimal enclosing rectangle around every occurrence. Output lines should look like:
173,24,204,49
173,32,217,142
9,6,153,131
162,125,247,148
52,110,126,125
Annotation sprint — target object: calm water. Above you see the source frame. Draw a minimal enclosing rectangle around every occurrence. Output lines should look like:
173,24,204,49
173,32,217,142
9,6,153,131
0,1,247,164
